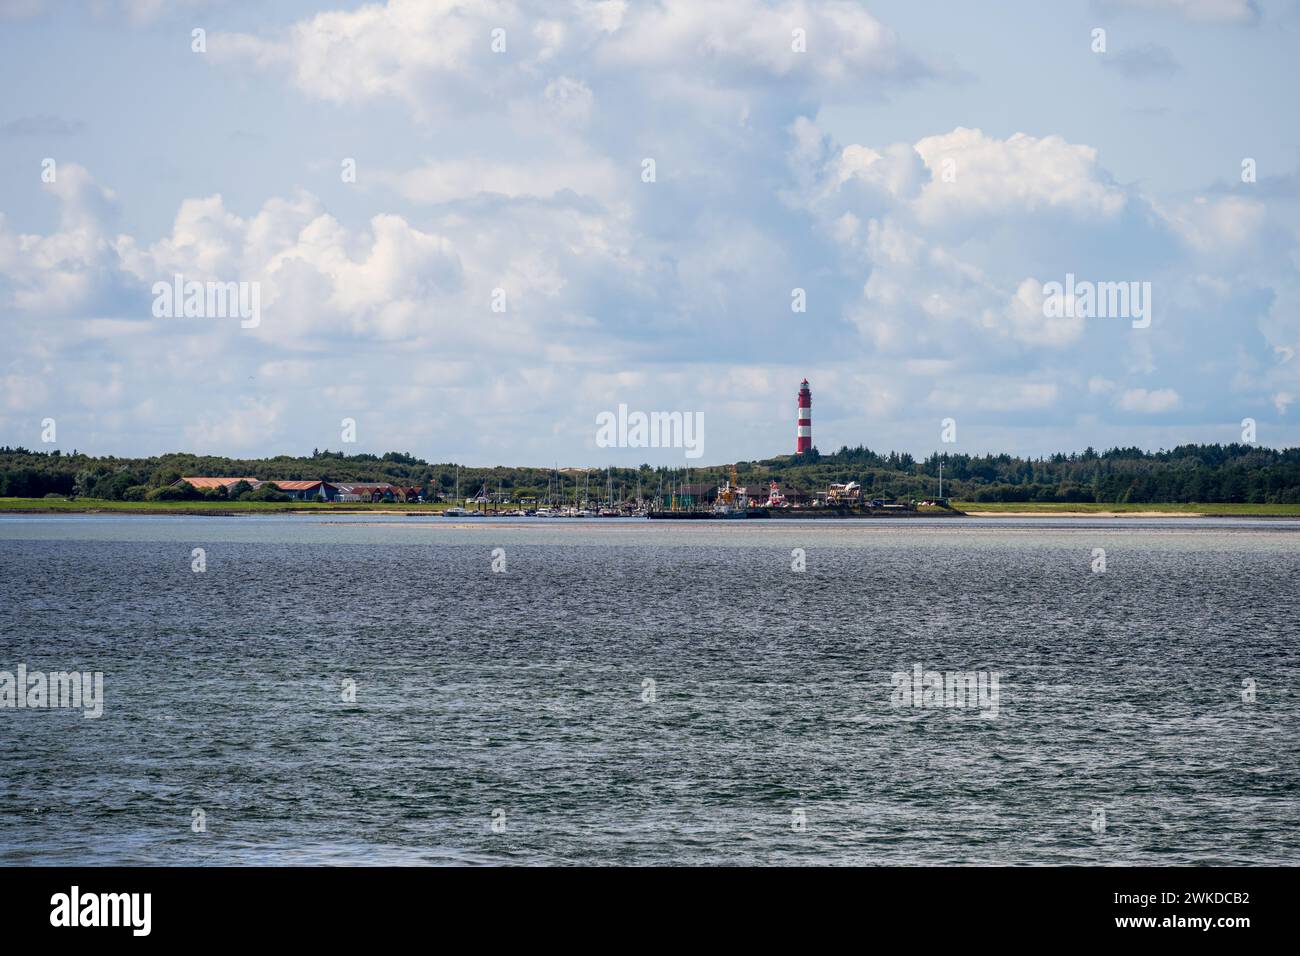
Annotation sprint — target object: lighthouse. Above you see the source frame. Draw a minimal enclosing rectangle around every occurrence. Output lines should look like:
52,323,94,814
796,378,812,454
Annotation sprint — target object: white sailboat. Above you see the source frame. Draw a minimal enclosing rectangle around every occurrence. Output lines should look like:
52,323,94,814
444,467,471,516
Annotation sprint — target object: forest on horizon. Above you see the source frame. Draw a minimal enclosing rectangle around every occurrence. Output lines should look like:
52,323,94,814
1,442,1298,505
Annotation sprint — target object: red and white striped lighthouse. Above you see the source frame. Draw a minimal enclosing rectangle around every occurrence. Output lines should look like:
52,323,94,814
796,378,812,454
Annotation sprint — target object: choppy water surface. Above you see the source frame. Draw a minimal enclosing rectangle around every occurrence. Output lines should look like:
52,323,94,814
1,515,1297,865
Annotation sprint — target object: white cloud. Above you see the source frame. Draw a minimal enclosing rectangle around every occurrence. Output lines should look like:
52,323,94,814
183,397,285,455
1102,43,1182,79
0,0,48,18
911,128,1126,224
210,0,931,121
598,0,923,91
928,381,1060,412
1003,277,1086,347
1159,195,1267,254
4,2,1298,461
0,164,121,314
110,192,462,341
1,0,237,25
792,123,1132,356
543,76,595,125
1097,0,1259,24
0,371,49,411
1117,387,1181,412
212,0,529,114
373,155,621,204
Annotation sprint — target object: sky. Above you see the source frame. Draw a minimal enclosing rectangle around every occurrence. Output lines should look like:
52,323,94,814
1,0,1298,467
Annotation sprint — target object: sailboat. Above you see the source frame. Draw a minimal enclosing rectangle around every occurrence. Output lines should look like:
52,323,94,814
598,466,619,516
464,482,489,516
443,466,471,516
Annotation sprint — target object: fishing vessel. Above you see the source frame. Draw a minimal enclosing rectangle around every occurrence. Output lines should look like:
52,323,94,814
711,465,768,517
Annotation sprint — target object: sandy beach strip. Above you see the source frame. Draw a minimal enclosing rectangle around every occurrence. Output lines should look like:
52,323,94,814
964,510,1207,518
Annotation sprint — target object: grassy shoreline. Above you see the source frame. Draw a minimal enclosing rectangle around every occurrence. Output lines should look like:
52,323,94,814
2,497,1299,517
951,501,1300,516
0,497,456,515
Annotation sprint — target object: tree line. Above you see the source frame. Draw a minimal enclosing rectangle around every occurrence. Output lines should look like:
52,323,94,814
769,443,1300,504
1,442,1297,504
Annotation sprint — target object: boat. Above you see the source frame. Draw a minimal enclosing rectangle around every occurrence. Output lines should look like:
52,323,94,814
443,468,469,516
712,503,746,518
709,465,767,518
648,507,768,519
712,503,769,518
